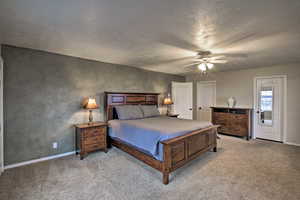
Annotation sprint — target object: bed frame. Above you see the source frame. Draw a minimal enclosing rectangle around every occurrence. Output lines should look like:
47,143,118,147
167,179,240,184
105,92,219,184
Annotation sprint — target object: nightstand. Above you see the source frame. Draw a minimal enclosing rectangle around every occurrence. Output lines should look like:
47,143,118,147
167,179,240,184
75,122,108,160
167,114,179,118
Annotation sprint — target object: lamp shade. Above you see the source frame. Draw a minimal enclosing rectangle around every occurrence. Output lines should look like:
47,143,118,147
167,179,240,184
85,98,99,109
163,97,173,105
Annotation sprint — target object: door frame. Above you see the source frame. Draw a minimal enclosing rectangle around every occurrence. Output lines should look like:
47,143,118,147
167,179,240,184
253,75,287,142
171,81,193,119
0,57,3,174
196,81,216,121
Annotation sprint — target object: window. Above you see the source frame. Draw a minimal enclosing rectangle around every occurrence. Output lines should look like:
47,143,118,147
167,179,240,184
260,90,272,111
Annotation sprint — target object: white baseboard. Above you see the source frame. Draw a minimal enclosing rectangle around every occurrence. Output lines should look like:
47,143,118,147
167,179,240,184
284,142,300,147
4,151,76,170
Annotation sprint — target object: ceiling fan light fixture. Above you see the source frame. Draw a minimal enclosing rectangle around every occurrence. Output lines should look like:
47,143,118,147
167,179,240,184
198,63,207,71
206,63,214,69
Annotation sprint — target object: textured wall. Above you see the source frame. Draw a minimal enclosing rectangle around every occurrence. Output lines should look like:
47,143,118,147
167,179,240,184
186,63,300,145
2,45,184,165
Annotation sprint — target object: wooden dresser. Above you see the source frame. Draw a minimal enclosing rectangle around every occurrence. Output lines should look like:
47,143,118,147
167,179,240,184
211,107,252,140
75,122,108,160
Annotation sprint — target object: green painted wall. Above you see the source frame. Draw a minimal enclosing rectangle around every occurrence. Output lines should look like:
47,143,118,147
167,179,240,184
2,45,184,165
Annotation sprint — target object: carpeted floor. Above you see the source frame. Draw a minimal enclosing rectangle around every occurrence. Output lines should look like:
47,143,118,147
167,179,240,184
0,135,299,200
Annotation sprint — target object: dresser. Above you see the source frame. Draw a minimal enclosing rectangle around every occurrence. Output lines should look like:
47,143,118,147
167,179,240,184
75,122,108,160
211,107,252,140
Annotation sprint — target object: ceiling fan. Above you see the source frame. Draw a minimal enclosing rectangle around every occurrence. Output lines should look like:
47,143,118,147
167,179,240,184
185,51,228,73
153,34,248,73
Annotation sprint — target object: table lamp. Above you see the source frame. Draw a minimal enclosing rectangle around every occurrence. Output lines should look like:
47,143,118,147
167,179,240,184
163,94,173,115
84,98,99,124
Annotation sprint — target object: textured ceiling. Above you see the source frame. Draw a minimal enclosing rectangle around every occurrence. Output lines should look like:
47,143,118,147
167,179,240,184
0,0,300,75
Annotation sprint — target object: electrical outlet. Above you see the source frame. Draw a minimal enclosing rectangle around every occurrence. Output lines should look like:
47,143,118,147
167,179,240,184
52,142,58,149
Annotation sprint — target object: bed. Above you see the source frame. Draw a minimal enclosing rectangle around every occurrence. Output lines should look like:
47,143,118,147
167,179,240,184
105,92,219,184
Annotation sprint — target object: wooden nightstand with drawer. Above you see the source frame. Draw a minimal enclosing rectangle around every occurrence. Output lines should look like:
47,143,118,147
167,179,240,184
75,122,108,160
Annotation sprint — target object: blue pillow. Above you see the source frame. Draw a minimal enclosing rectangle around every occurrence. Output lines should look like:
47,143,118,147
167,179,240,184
115,105,144,120
140,105,160,118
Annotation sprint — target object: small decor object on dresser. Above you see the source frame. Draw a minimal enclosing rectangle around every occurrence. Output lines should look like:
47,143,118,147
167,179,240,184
227,97,236,108
75,122,107,160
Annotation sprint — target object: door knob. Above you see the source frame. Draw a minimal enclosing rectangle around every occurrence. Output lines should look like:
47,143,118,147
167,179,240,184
189,108,193,110
198,107,202,110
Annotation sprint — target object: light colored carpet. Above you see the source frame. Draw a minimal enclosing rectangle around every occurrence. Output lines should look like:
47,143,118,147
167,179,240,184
0,135,299,200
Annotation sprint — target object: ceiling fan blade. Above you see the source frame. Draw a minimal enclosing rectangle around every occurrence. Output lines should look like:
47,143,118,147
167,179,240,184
211,53,247,58
193,58,206,62
194,57,222,61
184,65,198,72
210,60,228,63
147,56,197,66
141,56,198,69
159,33,204,52
183,62,201,67
209,55,227,60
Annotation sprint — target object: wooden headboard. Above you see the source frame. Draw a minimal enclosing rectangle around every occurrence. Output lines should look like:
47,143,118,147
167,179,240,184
104,92,160,121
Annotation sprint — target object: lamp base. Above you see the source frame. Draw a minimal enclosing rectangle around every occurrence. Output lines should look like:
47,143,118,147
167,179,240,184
166,105,171,116
88,110,93,124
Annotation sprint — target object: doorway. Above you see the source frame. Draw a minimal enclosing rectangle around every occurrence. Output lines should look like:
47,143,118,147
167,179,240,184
0,57,3,174
172,82,193,119
254,76,286,142
197,81,216,122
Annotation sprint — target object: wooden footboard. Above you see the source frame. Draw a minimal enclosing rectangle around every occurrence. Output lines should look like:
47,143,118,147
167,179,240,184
160,125,219,184
109,125,219,185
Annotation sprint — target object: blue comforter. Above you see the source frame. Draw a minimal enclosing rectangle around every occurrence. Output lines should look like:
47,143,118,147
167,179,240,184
108,116,212,161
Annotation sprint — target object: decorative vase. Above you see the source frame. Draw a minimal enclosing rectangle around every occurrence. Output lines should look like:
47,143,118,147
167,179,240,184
227,97,236,108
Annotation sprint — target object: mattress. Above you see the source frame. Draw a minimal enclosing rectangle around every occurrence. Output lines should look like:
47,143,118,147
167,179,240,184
108,116,212,161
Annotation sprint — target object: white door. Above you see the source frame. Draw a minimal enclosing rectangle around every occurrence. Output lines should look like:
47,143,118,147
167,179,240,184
197,81,216,122
0,57,3,174
172,82,193,119
254,77,284,142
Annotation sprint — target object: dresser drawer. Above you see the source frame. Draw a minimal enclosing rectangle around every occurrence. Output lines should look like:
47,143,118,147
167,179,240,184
83,127,106,138
83,135,105,145
232,114,248,120
213,112,229,120
84,143,106,152
213,113,229,124
232,127,248,136
218,126,230,134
